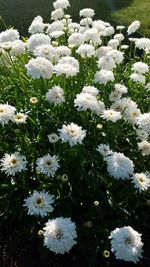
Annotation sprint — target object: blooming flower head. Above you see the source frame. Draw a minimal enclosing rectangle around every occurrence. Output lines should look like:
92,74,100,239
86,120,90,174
43,217,77,254
36,154,60,177
13,113,28,124
131,62,149,74
33,44,56,62
96,144,112,158
68,33,85,47
109,226,143,263
74,92,105,115
138,140,150,156
127,20,140,35
79,8,95,18
28,16,45,34
94,69,114,85
53,0,70,9
51,8,64,21
27,33,50,52
76,44,95,58
46,86,65,105
81,86,99,97
137,113,150,134
130,73,145,84
102,109,122,122
0,152,27,176
23,190,55,217
131,173,150,192
58,122,86,146
106,152,134,179
25,57,53,79
0,29,19,43
0,104,16,125
54,56,79,77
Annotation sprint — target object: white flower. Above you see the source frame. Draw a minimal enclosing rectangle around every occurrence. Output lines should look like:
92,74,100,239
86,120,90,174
0,103,16,125
102,109,122,122
36,154,60,177
138,140,150,156
51,8,64,21
48,133,59,143
114,33,125,42
47,21,64,34
96,46,112,58
135,38,150,50
0,152,27,176
109,91,122,102
84,28,101,46
114,83,128,94
107,39,119,49
56,45,71,58
23,190,55,217
28,16,45,34
130,73,145,84
127,20,140,35
81,86,99,97
107,50,124,64
96,144,112,157
33,44,56,62
58,122,86,146
131,173,150,192
53,0,70,9
25,57,53,79
50,31,65,39
97,55,116,70
80,18,93,27
109,226,143,263
27,33,50,52
106,152,134,179
145,82,150,91
68,33,85,47
43,217,77,254
136,113,150,134
74,93,105,115
0,29,19,43
131,62,149,74
10,40,25,56
136,128,149,141
106,26,115,36
76,44,95,58
94,69,114,85
54,56,79,77
79,8,95,18
13,113,28,124
46,86,65,105
116,25,125,30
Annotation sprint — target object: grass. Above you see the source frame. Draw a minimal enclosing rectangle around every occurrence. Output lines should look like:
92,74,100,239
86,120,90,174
0,0,150,36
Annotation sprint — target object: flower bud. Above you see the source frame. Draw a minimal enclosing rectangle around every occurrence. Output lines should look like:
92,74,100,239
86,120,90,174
103,250,110,258
30,97,39,104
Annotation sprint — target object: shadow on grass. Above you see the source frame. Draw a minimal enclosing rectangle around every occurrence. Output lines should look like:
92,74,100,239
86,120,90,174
0,0,133,36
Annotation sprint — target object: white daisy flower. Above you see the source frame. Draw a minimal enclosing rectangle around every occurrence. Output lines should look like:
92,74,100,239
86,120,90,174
79,8,95,18
94,69,114,85
51,8,64,21
27,33,50,52
136,113,150,134
46,86,65,105
0,103,16,125
81,86,99,97
102,109,122,122
54,56,79,77
76,44,95,58
109,226,143,263
131,173,150,192
127,20,140,35
106,152,134,179
53,0,70,10
138,140,150,156
13,113,28,124
58,122,86,146
43,217,77,254
130,73,145,84
0,152,27,176
25,57,53,79
0,29,19,43
23,190,55,217
131,62,149,74
36,154,60,177
96,144,112,158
